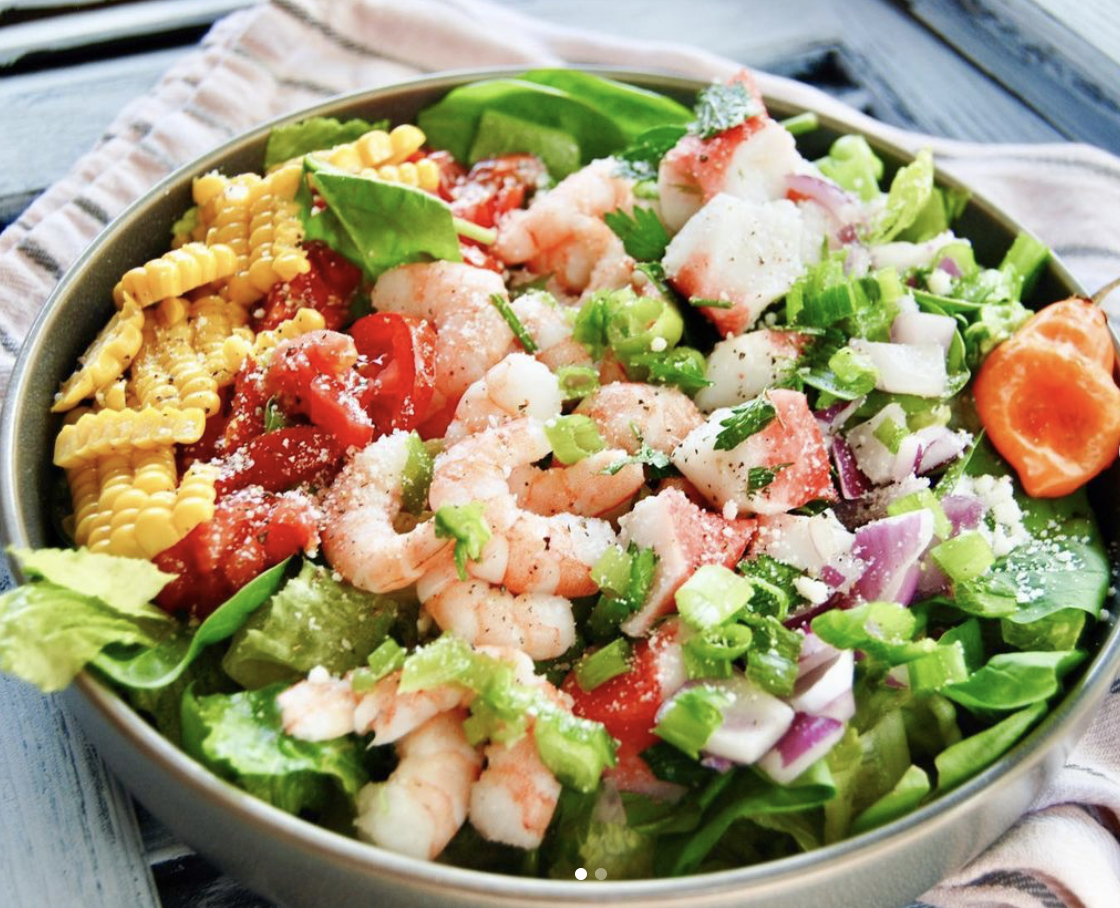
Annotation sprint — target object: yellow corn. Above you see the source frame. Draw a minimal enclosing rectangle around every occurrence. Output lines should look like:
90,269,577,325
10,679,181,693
94,380,129,411
66,459,102,546
54,405,206,469
250,307,326,365
358,157,440,192
189,295,253,386
52,297,145,412
314,123,428,173
192,171,229,207
127,298,222,416
113,242,239,308
172,461,219,536
246,193,309,294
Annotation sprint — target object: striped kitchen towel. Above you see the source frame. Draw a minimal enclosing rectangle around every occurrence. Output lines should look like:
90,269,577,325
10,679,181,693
1,1,1120,906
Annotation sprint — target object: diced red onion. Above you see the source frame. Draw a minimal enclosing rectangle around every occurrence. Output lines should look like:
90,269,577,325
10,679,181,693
786,173,860,227
820,564,846,588
851,510,935,605
884,665,910,689
700,754,735,773
690,674,796,766
915,427,971,475
833,435,872,500
790,649,854,715
936,256,963,278
942,494,985,535
815,399,862,436
914,558,949,597
851,340,948,398
757,713,845,784
818,689,856,722
890,311,957,352
797,632,840,675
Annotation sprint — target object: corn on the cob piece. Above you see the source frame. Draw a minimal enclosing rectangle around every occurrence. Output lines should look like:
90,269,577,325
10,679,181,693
54,405,206,469
52,298,145,412
189,294,253,387
172,460,219,536
127,297,222,416
245,307,326,367
312,124,427,173
357,158,441,192
113,242,238,308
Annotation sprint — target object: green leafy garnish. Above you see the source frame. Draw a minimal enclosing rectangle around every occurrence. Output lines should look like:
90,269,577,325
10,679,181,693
691,81,762,139
600,429,675,478
816,135,883,201
434,503,492,581
714,394,777,451
745,464,789,496
615,124,688,181
263,397,289,433
603,206,670,261
468,108,579,178
868,149,935,244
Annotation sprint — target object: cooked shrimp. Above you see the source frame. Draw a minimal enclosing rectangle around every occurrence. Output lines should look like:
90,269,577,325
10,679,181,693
429,418,618,597
277,669,357,742
470,733,562,849
494,160,635,297
321,430,448,593
417,553,577,660
444,352,563,445
509,290,593,370
353,669,471,744
369,261,514,402
509,448,645,517
354,709,482,860
576,382,704,454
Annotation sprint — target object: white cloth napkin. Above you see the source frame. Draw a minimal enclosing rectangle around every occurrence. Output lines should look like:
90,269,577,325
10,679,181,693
2,1,1120,905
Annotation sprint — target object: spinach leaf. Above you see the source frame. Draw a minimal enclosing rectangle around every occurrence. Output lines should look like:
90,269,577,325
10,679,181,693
468,108,580,178
934,702,1045,792
95,559,291,690
298,157,461,279
944,650,1084,713
522,69,692,137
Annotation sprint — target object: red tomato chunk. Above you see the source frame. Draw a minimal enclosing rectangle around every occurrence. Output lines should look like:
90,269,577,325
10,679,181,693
258,241,361,332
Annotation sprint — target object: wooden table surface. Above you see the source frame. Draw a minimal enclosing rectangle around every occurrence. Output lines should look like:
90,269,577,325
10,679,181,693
2,1,1118,906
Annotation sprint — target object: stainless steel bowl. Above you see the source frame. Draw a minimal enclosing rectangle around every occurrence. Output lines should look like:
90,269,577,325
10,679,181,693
3,68,1118,908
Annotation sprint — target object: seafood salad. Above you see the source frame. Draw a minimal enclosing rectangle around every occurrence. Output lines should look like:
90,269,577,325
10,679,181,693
3,67,1119,880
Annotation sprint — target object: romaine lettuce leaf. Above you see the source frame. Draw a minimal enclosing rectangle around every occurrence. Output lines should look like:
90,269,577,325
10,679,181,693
868,149,934,244
0,581,168,692
264,115,388,170
541,789,655,880
181,683,367,816
11,546,174,617
223,561,397,689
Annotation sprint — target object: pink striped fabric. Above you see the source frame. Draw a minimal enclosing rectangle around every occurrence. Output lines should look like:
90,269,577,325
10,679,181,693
2,2,1120,905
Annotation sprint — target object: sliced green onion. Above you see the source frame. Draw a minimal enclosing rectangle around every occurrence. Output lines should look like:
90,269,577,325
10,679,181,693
489,293,538,353
591,545,632,597
828,346,878,396
676,564,753,630
907,640,969,693
453,216,496,245
544,414,605,465
683,622,755,681
401,431,434,515
931,532,995,583
652,684,731,759
606,291,684,359
433,502,491,581
534,707,618,793
574,638,632,691
872,415,908,455
351,638,406,692
779,111,819,136
689,296,734,309
887,488,951,539
555,364,599,400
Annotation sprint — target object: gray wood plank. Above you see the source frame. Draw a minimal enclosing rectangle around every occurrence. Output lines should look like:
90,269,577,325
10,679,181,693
904,0,1120,153
0,0,253,65
834,0,1064,144
0,676,159,906
0,45,188,225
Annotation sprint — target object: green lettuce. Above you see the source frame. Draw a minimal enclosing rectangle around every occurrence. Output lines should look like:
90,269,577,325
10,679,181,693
222,561,397,689
868,149,934,244
96,558,290,690
0,548,174,692
816,135,883,201
943,650,1084,713
182,683,367,816
264,115,388,169
542,789,654,880
935,702,1045,792
467,108,580,177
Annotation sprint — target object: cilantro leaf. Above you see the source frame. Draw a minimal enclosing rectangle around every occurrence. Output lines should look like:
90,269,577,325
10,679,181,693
745,463,790,495
603,206,670,262
714,395,777,451
615,124,688,182
691,81,762,139
601,428,676,478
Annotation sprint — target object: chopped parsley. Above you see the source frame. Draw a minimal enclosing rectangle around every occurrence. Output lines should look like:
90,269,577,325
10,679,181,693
714,395,777,451
691,81,762,139
603,206,670,262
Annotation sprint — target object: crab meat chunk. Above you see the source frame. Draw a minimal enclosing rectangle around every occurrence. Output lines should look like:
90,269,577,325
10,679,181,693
695,329,812,412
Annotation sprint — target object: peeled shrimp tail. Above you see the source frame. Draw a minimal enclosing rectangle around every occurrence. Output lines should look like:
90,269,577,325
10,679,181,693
355,709,482,860
353,669,472,744
469,733,561,850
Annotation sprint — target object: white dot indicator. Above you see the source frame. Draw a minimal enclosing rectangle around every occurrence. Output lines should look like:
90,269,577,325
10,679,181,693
595,868,607,880
575,868,587,880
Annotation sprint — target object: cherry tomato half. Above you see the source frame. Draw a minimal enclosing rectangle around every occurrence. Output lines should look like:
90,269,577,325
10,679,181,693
350,312,438,435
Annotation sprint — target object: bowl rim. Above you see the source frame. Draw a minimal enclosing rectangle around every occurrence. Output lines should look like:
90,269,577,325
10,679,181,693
2,65,1116,902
